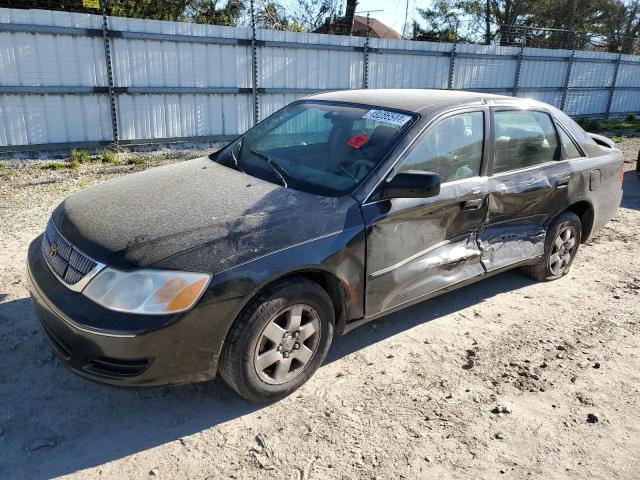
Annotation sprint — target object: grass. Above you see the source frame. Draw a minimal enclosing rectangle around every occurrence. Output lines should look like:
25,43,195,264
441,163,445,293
577,115,640,134
77,178,92,189
99,149,119,164
611,135,625,143
599,119,640,131
70,149,91,164
40,161,70,170
127,154,146,166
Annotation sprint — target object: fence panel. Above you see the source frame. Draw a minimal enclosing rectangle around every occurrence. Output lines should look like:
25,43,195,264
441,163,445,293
1,7,639,152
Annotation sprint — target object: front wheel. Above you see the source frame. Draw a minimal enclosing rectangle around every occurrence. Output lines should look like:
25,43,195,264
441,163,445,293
218,277,334,402
522,211,582,281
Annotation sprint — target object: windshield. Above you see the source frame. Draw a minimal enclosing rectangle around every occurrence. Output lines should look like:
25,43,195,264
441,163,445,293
213,101,416,196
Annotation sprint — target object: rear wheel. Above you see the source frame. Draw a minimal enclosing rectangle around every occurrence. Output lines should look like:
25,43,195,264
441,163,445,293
522,211,581,281
219,277,334,402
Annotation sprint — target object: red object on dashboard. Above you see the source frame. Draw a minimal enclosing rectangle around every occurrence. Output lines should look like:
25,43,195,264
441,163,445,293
346,134,369,149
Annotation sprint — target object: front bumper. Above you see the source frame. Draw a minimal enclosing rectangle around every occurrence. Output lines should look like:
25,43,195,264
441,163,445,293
27,236,231,387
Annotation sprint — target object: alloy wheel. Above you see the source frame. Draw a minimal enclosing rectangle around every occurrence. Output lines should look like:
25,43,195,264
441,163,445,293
549,225,578,275
253,304,321,385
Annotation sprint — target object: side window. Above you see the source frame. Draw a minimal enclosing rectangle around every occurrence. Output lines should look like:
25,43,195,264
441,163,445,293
398,112,484,183
493,110,560,174
557,125,583,159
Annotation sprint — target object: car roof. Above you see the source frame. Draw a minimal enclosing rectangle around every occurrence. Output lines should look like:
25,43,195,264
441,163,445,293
305,89,538,114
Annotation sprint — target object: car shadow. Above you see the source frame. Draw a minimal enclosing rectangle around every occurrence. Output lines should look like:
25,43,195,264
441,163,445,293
622,169,640,211
327,270,534,363
0,269,533,478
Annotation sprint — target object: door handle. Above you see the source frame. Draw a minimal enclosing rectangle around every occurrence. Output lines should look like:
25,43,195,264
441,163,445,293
555,176,570,188
461,198,484,210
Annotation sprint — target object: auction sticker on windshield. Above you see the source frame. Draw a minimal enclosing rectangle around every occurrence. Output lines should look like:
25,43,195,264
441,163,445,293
362,109,412,126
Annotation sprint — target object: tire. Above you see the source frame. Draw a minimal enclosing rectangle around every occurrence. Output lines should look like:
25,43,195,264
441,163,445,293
219,277,334,402
636,149,640,177
521,211,582,281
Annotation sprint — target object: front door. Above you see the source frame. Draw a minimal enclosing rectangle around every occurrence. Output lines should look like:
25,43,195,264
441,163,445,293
479,108,575,271
363,110,489,315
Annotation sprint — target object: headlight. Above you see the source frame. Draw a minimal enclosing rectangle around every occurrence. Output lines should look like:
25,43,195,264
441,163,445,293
83,268,211,314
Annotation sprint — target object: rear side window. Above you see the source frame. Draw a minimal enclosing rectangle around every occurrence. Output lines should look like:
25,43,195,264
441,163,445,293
557,125,583,159
399,111,484,183
493,111,560,174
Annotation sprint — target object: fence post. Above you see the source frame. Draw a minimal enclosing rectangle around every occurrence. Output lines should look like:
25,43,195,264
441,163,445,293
249,0,259,125
605,52,622,119
560,47,575,111
100,0,118,146
362,13,370,89
512,45,524,97
448,43,457,90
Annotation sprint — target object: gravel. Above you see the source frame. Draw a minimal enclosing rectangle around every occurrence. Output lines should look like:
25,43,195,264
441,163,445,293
0,139,639,479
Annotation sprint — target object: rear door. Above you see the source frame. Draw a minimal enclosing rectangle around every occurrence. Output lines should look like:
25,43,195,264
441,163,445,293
479,108,576,271
363,109,490,315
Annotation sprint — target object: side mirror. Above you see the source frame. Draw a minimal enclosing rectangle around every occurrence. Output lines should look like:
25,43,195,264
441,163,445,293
381,171,441,199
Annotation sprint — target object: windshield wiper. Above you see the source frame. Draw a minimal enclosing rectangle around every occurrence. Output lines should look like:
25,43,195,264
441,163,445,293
250,149,290,188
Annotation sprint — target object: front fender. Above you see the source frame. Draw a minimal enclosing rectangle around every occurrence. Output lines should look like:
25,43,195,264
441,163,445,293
195,223,366,373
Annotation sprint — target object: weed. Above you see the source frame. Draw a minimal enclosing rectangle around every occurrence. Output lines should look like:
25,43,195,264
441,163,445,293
611,135,625,143
70,149,90,164
99,149,118,164
127,155,146,166
625,112,636,122
40,161,69,170
577,118,602,132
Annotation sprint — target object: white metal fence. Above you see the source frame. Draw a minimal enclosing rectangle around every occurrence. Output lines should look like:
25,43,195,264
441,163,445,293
1,7,640,153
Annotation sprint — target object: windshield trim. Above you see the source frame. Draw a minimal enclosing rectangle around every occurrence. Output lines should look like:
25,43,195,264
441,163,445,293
211,99,420,198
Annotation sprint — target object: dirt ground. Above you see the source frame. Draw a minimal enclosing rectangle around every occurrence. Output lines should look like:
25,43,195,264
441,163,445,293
1,140,639,480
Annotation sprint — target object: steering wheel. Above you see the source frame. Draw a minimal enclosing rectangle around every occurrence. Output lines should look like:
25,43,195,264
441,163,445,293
352,159,376,170
346,159,376,180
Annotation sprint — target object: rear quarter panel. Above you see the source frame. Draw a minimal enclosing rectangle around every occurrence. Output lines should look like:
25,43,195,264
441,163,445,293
568,150,624,239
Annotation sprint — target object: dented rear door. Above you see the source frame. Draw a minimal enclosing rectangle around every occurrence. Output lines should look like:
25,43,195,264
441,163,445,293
479,108,571,271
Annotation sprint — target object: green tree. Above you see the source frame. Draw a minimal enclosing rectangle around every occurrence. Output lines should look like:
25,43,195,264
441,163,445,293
190,0,244,25
0,0,246,26
109,0,190,21
413,0,466,42
256,1,304,31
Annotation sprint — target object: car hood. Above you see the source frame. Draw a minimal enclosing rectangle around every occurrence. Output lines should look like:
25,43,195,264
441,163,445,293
52,157,353,272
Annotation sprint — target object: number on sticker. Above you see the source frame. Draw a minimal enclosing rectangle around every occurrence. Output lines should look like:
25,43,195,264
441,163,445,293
362,109,412,126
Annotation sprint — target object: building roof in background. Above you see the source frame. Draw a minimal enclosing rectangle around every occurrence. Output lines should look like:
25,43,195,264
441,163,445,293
352,15,402,39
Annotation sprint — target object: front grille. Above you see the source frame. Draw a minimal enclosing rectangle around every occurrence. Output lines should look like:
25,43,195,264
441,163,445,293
42,220,97,286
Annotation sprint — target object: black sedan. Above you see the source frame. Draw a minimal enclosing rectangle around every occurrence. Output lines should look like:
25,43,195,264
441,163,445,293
27,89,624,402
